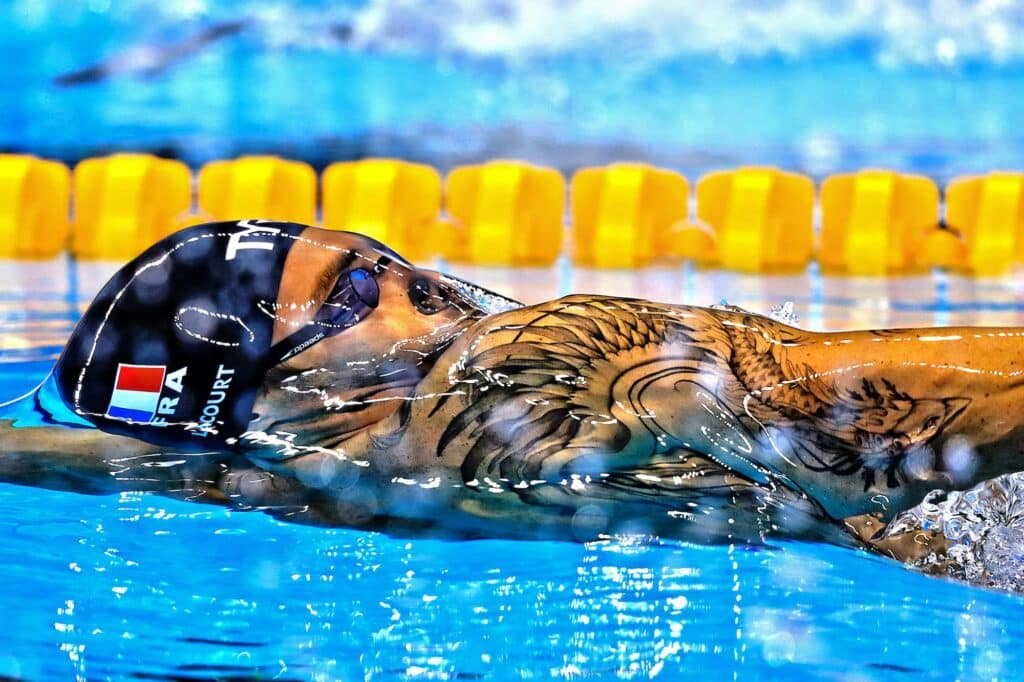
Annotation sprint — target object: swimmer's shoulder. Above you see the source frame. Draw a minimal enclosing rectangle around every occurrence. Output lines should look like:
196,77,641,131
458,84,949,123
452,294,741,353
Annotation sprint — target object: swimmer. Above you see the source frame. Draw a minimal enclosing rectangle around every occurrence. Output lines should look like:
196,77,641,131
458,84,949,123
53,21,250,87
0,220,1018,563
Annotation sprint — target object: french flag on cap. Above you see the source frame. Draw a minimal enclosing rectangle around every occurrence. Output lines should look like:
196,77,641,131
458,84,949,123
106,364,166,423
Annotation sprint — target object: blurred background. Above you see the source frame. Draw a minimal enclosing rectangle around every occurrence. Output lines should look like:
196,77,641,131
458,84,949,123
5,0,1024,182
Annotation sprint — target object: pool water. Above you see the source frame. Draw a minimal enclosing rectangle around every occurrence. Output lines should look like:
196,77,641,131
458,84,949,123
1,261,1024,680
3,488,1020,681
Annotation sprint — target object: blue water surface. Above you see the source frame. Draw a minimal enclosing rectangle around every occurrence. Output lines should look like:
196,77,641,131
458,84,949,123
2,480,1019,682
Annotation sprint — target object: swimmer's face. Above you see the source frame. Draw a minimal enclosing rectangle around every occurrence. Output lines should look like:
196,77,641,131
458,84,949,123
248,227,507,443
270,227,490,369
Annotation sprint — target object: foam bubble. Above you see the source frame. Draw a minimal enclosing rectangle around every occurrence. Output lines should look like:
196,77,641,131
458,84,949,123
571,504,608,541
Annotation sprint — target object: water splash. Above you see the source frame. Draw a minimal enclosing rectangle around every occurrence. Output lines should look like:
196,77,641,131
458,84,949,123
711,299,751,313
710,300,800,326
768,301,800,326
441,276,522,315
881,472,1024,592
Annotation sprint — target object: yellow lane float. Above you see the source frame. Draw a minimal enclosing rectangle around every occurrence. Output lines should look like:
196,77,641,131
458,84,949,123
930,172,1024,276
73,153,190,260
571,163,689,268
443,160,564,266
199,155,316,225
0,154,70,258
820,169,938,275
696,166,814,272
322,158,441,263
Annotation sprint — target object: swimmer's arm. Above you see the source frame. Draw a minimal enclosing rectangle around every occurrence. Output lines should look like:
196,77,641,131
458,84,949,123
0,417,377,524
624,309,1024,519
783,322,1024,515
0,420,232,500
680,314,1024,519
418,297,1024,522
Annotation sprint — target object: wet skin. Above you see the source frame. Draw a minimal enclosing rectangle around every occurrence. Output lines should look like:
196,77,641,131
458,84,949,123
3,226,1024,559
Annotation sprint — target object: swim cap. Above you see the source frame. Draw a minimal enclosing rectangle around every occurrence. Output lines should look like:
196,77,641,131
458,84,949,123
54,219,355,451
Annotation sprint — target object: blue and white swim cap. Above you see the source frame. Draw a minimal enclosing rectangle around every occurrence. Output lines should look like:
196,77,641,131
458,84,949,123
55,220,327,450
